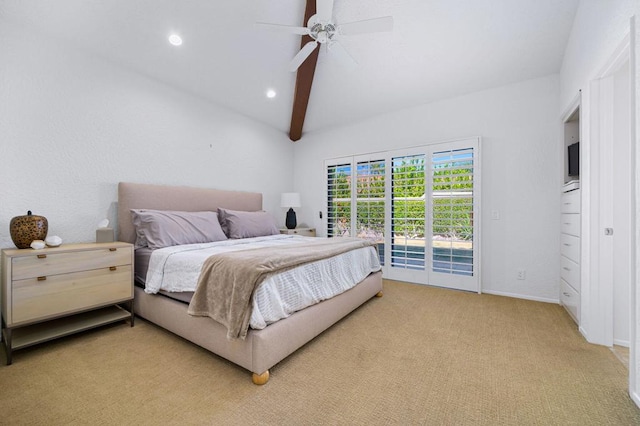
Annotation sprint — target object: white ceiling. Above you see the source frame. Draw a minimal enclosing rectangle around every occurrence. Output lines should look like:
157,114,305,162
1,0,580,137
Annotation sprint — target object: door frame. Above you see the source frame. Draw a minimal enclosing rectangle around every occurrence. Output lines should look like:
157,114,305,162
583,33,632,347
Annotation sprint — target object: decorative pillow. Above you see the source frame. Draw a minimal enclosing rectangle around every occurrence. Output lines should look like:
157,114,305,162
217,208,279,239
130,209,227,249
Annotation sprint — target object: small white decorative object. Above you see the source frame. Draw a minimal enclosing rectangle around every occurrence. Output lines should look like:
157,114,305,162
45,235,62,247
97,219,110,229
30,240,46,250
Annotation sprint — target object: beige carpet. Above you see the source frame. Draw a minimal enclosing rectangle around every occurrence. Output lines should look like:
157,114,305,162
1,279,639,425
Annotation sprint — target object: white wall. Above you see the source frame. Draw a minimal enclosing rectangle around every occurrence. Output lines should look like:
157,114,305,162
0,21,294,248
560,0,637,109
293,74,561,302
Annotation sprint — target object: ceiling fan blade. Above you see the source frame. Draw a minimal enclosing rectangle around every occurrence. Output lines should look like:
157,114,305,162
328,41,357,70
255,22,310,35
339,16,394,35
289,41,319,72
316,0,334,23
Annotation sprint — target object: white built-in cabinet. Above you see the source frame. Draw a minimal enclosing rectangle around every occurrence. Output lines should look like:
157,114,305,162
560,186,580,323
560,103,580,324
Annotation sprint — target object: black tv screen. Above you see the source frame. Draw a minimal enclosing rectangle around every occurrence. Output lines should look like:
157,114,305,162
568,142,579,176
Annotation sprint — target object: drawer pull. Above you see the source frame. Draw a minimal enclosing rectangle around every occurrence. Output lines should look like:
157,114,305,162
109,248,117,252
37,276,46,281
563,292,571,297
563,243,571,246
563,223,571,225
37,254,47,259
109,266,117,271
562,266,571,271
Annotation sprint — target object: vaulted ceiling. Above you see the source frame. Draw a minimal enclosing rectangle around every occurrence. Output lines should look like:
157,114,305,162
1,0,580,140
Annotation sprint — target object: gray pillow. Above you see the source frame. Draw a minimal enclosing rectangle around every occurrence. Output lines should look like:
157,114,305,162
130,209,227,249
217,208,279,239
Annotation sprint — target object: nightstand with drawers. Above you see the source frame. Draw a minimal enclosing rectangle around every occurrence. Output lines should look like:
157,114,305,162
279,228,316,237
1,242,134,364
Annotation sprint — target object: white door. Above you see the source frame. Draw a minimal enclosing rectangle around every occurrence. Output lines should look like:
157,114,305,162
384,139,480,292
584,42,633,348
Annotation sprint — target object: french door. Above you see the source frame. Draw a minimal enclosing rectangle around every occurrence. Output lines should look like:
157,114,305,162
326,138,480,292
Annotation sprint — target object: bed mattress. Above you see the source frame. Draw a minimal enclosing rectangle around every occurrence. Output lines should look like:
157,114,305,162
139,235,381,329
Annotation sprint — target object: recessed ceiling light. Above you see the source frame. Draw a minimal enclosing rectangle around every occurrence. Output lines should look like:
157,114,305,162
168,34,182,46
266,89,276,99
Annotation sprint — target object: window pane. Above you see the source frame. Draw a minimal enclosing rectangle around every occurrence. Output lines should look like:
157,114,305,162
327,163,352,237
356,159,385,265
391,155,426,270
431,148,474,276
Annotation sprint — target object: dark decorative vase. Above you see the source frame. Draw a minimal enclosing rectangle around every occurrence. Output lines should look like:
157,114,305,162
285,208,297,229
10,211,48,249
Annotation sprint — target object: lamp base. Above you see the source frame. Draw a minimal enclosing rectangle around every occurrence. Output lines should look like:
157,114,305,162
285,208,297,229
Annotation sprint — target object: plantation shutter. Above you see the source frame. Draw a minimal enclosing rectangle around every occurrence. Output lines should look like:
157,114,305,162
325,137,479,292
356,159,385,265
326,162,352,238
430,147,475,276
390,154,426,270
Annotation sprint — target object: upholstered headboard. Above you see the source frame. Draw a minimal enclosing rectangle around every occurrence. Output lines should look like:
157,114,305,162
117,182,263,244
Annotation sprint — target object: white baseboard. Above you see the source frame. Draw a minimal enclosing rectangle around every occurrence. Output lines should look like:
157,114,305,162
614,339,630,347
631,390,640,409
482,289,558,304
579,326,589,341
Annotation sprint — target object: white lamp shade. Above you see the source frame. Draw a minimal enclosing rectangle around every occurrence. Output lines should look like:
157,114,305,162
281,192,301,208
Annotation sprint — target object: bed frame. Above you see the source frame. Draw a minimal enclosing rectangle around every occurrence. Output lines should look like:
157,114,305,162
118,182,383,384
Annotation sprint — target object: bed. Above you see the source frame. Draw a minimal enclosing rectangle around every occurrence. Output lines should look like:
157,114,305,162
117,182,383,384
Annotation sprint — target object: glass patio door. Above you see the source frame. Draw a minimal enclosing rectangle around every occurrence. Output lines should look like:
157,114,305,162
326,138,480,292
426,140,478,291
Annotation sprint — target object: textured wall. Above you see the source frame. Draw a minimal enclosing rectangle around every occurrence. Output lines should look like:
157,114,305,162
0,21,293,249
559,0,637,110
292,75,561,302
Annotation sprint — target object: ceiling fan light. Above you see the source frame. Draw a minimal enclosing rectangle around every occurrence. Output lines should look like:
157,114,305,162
168,34,183,46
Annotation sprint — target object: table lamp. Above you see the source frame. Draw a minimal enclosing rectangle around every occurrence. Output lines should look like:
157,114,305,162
281,193,301,229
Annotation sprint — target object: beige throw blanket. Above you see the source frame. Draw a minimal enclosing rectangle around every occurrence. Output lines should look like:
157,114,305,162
187,237,376,339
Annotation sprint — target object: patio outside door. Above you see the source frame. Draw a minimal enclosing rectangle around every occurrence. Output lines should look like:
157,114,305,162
326,137,480,292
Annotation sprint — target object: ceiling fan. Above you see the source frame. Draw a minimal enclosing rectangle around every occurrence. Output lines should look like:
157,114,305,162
257,0,393,141
258,0,393,72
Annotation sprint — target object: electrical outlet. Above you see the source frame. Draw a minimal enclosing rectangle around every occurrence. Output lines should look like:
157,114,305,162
517,270,526,280
491,210,500,220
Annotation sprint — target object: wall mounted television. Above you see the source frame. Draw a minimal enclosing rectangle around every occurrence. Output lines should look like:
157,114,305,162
568,142,579,177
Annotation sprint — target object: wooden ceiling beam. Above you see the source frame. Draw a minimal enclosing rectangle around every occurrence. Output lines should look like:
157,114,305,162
289,0,319,142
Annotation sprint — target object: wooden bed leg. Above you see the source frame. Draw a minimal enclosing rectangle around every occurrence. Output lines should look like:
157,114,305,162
252,370,270,385
375,291,383,297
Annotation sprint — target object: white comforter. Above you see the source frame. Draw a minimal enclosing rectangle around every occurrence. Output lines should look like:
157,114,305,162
145,235,382,329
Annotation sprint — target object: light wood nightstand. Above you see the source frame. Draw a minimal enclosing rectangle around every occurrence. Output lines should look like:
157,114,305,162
279,228,316,237
1,242,134,364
